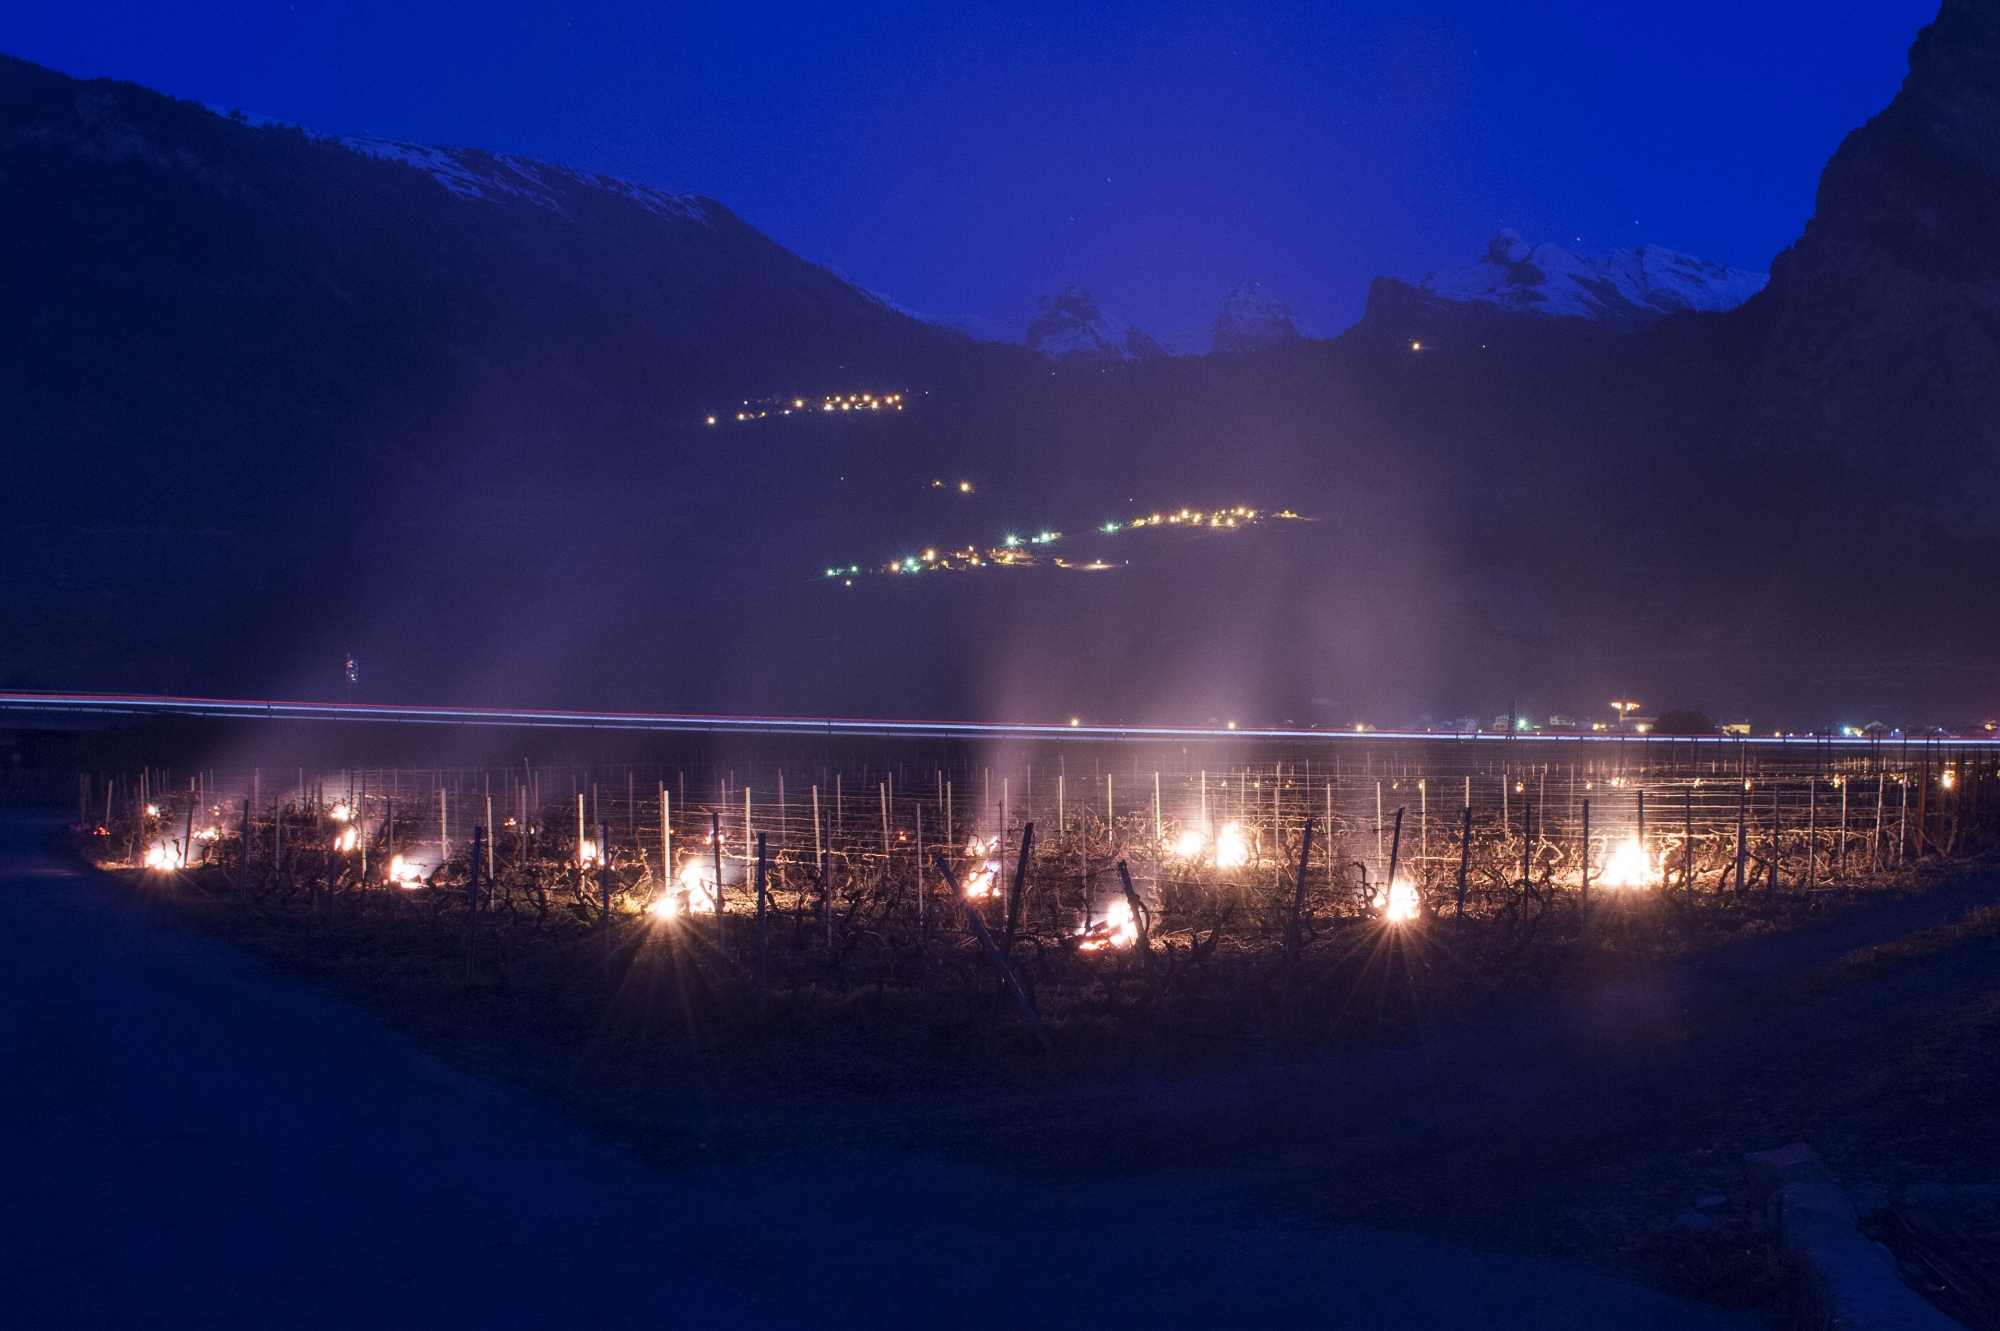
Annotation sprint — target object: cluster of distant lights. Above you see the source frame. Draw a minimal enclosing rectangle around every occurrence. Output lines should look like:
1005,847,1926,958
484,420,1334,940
708,392,902,425
826,531,1070,581
1104,505,1299,533
825,502,1301,582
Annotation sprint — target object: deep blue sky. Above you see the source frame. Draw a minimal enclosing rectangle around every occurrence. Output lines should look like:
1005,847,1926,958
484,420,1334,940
3,1,1938,345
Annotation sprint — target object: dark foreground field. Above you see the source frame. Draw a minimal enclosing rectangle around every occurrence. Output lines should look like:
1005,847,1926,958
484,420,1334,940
12,819,2000,1326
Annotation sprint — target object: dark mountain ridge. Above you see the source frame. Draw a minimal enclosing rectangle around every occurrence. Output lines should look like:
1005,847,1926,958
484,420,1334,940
1740,0,2000,536
2,6,1997,729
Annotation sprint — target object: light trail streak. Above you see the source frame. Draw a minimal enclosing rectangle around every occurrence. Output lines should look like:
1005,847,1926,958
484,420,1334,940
0,692,1980,749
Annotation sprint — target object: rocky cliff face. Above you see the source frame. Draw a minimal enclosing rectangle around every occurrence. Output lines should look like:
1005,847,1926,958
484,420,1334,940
1740,0,2000,534
1210,281,1307,352
1366,229,1765,332
1026,286,1168,363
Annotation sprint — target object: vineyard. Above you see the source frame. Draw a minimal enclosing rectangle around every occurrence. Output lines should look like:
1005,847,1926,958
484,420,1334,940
75,735,2000,1080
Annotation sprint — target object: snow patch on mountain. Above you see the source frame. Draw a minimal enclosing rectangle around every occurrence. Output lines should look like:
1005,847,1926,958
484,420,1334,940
1412,230,1766,326
1211,281,1309,352
338,138,706,223
1027,286,1167,364
202,105,706,225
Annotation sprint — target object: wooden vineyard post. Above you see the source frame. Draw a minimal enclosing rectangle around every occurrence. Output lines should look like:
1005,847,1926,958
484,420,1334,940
1385,807,1405,913
1734,779,1749,895
324,822,339,920
1807,779,1818,892
238,798,251,899
812,785,827,945
1899,774,1910,865
1916,759,1930,858
1519,800,1531,906
1769,787,1781,899
1004,822,1035,953
601,822,613,962
1684,787,1694,896
1580,799,1590,907
755,832,769,1007
467,825,483,977
1456,803,1472,919
1116,859,1162,986
1864,767,1880,871
1838,776,1848,879
711,808,724,951
1285,816,1314,965
1154,771,1162,851
933,854,1051,1055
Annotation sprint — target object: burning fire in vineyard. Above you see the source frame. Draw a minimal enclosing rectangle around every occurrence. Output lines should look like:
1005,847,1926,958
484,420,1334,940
962,835,1002,897
1075,898,1138,951
1600,838,1655,889
71,736,1994,1066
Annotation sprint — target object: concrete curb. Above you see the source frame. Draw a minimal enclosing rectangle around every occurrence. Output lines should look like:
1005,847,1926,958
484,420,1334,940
1745,1144,1962,1330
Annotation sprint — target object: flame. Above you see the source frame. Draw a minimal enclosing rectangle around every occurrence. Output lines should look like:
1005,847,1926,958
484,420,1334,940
963,859,1002,898
1077,898,1138,952
579,839,601,868
332,827,358,853
1380,878,1419,923
958,836,1003,897
1214,821,1250,868
329,802,353,822
142,841,183,870
1172,828,1206,858
677,857,718,913
1600,838,1653,889
387,855,425,889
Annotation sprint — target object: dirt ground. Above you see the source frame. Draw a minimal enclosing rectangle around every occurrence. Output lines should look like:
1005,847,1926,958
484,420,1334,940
22,820,2000,1325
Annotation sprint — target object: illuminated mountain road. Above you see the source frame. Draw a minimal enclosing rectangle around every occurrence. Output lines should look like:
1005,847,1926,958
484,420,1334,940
0,819,1756,1330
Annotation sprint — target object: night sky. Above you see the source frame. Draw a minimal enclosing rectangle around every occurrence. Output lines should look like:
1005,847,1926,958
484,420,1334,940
4,1,1936,346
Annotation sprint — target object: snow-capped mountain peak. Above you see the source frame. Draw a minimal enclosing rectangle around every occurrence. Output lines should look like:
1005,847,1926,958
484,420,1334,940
1411,229,1766,326
336,138,709,224
1027,286,1167,364
202,105,709,225
1211,281,1309,352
